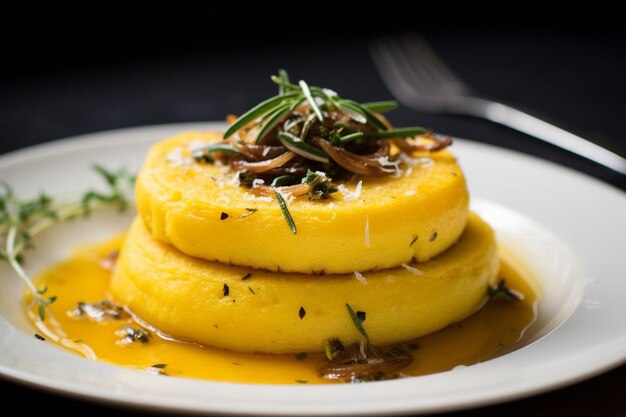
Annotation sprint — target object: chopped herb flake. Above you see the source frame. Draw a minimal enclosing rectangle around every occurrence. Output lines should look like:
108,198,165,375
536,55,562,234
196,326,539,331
410,235,418,246
115,327,151,345
356,311,366,322
487,280,522,302
151,363,168,369
345,303,370,343
241,273,252,281
220,212,229,220
34,333,45,341
325,338,345,361
223,284,230,297
248,286,255,295
298,306,306,319
429,232,438,242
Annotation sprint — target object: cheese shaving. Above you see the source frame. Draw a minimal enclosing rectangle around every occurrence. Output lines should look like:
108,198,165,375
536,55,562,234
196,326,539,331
353,271,367,285
337,180,362,202
401,263,423,276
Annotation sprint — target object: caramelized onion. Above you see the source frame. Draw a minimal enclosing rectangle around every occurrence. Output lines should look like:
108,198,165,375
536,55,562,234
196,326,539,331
316,139,398,177
231,142,287,161
232,152,296,173
391,135,452,153
319,343,413,380
250,183,312,198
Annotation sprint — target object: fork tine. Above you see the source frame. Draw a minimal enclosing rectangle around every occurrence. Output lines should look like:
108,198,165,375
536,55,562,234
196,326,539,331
371,38,424,103
400,34,467,90
372,33,469,97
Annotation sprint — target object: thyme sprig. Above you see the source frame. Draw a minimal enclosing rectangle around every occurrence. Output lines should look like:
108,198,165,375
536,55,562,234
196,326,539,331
0,165,134,322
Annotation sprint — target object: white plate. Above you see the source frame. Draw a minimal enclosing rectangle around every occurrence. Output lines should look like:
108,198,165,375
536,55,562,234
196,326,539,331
1,122,625,416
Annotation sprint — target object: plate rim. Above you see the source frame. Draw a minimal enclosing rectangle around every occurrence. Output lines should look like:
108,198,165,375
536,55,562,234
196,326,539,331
1,122,625,416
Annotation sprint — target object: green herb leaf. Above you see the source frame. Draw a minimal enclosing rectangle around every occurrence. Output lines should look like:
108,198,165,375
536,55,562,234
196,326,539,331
223,92,299,139
274,190,297,234
345,303,370,343
487,280,522,302
361,101,398,113
338,99,388,131
277,132,329,163
277,69,290,95
299,80,323,121
271,175,296,187
362,127,428,140
151,363,168,369
256,103,292,144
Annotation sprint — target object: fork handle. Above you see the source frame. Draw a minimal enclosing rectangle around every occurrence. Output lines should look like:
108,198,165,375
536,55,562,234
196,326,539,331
461,98,626,175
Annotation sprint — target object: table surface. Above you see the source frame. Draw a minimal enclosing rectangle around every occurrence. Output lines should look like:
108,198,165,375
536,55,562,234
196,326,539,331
1,15,625,416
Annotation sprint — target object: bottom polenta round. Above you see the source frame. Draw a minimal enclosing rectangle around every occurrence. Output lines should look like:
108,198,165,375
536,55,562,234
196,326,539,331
110,214,498,353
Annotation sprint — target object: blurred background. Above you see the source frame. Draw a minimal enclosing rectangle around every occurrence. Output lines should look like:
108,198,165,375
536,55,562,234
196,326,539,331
1,3,625,416
1,3,625,188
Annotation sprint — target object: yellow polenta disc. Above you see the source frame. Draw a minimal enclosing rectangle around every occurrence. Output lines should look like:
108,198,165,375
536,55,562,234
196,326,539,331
110,214,498,353
136,132,469,274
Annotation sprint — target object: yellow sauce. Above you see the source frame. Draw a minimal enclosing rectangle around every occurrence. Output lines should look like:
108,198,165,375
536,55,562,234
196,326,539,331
25,235,537,384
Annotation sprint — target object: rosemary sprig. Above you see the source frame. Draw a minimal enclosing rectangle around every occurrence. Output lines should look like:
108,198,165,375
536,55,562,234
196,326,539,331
0,165,134,322
274,190,297,234
225,70,428,145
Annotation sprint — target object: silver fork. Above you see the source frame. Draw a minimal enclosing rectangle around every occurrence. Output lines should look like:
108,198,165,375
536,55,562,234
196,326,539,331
371,34,626,175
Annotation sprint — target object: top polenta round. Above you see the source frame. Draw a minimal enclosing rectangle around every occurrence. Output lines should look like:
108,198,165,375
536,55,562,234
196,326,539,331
136,132,469,274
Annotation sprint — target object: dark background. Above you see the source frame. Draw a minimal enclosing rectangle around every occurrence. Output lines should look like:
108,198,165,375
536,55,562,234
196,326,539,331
1,4,625,416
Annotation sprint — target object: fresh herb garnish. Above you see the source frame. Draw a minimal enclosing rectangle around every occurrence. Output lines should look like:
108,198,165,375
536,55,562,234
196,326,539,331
34,333,45,341
298,306,306,319
487,280,522,302
325,338,345,361
345,303,369,343
68,300,127,322
302,170,337,201
116,327,151,345
0,165,133,323
151,363,168,369
241,273,252,280
275,191,297,234
429,232,438,242
248,286,255,295
203,70,450,198
410,235,418,246
223,284,230,297
220,212,229,220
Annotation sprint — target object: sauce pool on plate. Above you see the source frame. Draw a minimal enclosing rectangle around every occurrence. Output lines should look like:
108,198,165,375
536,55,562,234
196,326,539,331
25,235,537,384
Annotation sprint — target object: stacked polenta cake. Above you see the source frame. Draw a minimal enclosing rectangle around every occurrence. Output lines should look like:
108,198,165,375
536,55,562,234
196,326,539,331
110,73,498,356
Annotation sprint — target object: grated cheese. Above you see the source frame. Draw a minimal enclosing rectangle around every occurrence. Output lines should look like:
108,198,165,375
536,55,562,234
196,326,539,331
353,271,367,285
337,180,362,201
401,263,423,276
